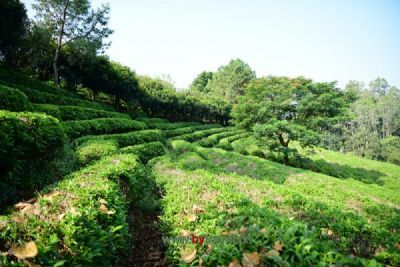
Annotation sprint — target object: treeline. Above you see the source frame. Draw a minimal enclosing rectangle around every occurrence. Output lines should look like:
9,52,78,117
0,0,230,124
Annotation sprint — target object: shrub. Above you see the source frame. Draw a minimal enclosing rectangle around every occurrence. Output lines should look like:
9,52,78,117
77,139,118,166
215,133,251,151
0,85,32,111
0,154,146,266
195,129,245,147
136,117,168,124
171,127,228,142
75,129,165,148
147,121,201,130
382,136,400,165
62,118,147,139
120,142,166,163
165,124,221,138
33,104,131,121
0,111,66,206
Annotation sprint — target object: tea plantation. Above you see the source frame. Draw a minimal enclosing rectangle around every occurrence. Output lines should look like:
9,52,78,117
0,72,399,266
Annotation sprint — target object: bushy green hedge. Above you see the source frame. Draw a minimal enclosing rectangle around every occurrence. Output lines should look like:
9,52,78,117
62,118,147,139
33,104,131,121
165,124,221,138
0,111,67,207
171,127,228,142
76,129,165,148
0,67,78,98
195,129,245,147
0,154,146,266
136,117,168,124
0,85,32,111
147,121,201,130
77,139,118,166
120,141,166,163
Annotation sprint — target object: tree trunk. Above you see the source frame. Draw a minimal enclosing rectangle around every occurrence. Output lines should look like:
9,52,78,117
53,1,69,86
115,95,121,112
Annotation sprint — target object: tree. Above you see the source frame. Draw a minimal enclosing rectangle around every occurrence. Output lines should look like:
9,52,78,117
33,0,112,86
205,59,255,103
381,136,400,165
232,76,348,164
190,71,213,93
0,0,28,67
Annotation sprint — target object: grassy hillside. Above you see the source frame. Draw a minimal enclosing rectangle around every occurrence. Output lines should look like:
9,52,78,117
0,72,399,266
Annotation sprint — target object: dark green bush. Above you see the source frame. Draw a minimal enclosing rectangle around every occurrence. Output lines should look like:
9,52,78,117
0,85,32,111
136,117,168,124
0,111,67,207
195,129,245,147
33,104,130,121
120,141,166,163
62,118,147,139
147,121,201,130
75,129,165,148
0,154,145,266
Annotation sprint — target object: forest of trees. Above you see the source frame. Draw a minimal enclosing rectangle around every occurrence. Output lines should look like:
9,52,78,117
1,0,399,165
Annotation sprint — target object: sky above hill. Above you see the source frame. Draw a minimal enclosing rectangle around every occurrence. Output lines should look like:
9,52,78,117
23,0,400,90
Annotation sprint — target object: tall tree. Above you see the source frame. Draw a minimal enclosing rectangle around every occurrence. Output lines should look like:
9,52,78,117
0,0,28,67
32,0,112,86
232,76,348,164
190,71,213,93
205,59,255,103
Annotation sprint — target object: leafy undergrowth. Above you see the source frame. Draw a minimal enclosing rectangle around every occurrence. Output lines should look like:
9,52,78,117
0,154,146,266
150,141,400,266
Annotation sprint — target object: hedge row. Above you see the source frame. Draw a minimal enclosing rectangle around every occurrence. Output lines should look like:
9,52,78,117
171,127,228,142
11,85,114,111
75,129,165,148
33,104,131,121
77,139,118,166
0,67,78,98
0,111,67,207
120,141,166,163
214,132,252,151
146,121,201,130
164,124,221,138
195,129,246,147
62,118,147,139
136,117,168,124
0,154,146,266
0,85,32,111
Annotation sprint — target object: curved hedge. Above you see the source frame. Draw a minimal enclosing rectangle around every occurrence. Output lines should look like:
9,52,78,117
33,104,131,121
120,141,166,163
195,129,245,147
146,121,201,130
75,129,165,148
0,154,146,266
171,127,228,142
0,85,32,111
62,118,147,139
77,139,118,166
165,124,221,138
0,111,66,206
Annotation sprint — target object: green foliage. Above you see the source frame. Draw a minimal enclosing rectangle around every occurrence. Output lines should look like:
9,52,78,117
0,85,32,111
0,0,28,67
171,127,228,142
0,154,145,266
33,104,130,121
153,143,400,266
195,129,246,147
0,111,67,206
62,118,147,139
136,117,168,124
215,132,251,151
189,71,213,93
120,141,166,163
232,76,348,164
381,136,400,165
147,122,201,130
204,59,256,103
75,129,165,148
77,139,118,166
138,76,231,125
165,124,221,138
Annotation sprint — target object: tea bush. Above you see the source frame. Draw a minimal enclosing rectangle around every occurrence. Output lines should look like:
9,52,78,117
120,141,166,163
33,104,130,121
0,111,66,206
171,127,228,142
0,85,32,111
62,118,147,139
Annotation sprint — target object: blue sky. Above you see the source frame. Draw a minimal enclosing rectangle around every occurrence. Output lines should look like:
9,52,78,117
23,0,400,89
